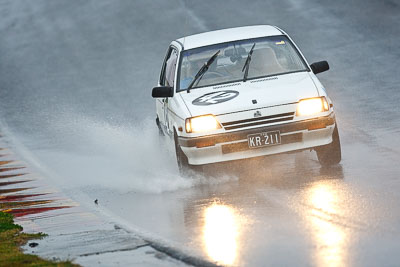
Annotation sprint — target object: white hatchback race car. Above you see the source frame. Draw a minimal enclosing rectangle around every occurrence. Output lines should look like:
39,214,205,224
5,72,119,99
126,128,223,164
152,25,341,173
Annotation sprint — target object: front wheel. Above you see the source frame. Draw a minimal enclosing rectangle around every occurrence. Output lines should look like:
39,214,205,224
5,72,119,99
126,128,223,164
156,117,164,136
316,125,342,166
174,131,203,176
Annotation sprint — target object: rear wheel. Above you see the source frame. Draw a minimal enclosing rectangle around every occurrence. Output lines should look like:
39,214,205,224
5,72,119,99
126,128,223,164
316,125,342,166
174,131,203,175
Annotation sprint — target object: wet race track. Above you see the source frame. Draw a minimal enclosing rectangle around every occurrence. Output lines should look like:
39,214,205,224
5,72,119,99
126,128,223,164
0,0,400,266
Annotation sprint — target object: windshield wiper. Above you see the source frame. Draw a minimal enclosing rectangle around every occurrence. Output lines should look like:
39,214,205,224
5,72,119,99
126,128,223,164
187,50,220,93
242,43,256,82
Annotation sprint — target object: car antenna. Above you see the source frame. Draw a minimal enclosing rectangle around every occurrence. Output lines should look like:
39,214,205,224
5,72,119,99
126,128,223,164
182,0,188,92
183,0,187,49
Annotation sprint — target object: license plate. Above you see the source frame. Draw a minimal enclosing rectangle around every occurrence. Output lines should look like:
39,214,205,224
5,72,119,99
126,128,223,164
247,131,281,148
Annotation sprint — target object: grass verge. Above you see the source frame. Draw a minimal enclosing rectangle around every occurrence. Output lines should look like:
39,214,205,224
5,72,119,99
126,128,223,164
0,211,80,267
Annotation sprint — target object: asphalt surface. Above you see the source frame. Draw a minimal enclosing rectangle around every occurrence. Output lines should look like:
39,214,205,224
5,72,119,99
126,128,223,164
0,0,399,266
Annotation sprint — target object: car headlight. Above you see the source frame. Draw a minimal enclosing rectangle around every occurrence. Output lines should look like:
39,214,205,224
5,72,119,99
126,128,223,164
185,115,222,133
297,97,329,116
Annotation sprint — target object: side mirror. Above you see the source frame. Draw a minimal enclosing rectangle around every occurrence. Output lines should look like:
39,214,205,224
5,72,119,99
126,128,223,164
310,61,329,74
152,86,173,98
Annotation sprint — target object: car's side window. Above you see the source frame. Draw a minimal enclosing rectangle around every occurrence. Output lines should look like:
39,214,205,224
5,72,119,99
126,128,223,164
160,47,178,87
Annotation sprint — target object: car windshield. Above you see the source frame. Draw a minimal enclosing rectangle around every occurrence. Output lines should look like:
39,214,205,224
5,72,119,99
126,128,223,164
177,35,308,91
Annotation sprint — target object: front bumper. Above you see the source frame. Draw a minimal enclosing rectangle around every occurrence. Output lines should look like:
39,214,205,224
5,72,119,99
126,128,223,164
178,112,336,165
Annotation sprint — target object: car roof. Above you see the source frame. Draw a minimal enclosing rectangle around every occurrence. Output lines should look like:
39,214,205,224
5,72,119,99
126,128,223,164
176,25,283,50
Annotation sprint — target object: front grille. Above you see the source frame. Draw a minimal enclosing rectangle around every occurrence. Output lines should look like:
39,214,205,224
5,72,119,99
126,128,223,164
221,133,302,154
221,112,295,131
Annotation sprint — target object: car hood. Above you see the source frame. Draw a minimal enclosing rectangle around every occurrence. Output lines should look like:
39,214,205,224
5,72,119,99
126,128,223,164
180,71,319,117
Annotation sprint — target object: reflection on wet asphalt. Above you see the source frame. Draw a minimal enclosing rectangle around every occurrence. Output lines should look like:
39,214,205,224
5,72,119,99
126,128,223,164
202,203,239,265
305,182,348,267
86,152,389,266
186,160,349,265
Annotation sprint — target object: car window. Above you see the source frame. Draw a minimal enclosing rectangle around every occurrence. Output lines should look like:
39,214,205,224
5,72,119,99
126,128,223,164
162,48,178,87
177,35,308,91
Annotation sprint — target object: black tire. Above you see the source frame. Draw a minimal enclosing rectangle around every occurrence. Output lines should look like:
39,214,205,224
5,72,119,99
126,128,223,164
156,117,164,136
174,131,203,175
316,125,342,166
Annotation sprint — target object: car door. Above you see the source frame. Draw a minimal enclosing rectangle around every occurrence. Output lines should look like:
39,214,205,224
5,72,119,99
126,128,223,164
158,46,178,134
